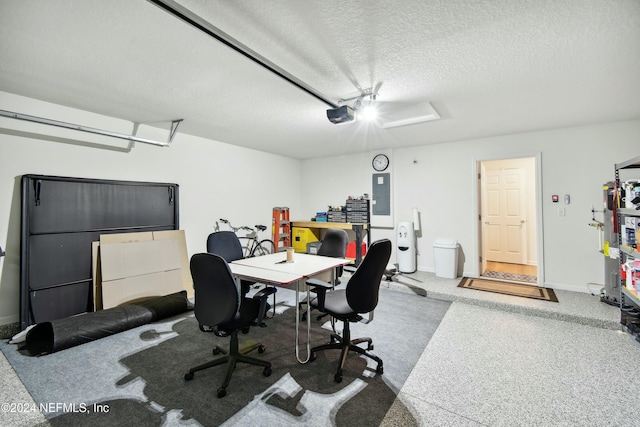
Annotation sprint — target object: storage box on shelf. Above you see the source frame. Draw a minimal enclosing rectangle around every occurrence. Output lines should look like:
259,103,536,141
346,198,370,223
315,212,328,222
327,206,347,222
615,155,640,342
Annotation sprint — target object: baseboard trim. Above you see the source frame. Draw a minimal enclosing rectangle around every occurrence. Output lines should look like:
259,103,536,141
543,281,591,294
0,314,19,326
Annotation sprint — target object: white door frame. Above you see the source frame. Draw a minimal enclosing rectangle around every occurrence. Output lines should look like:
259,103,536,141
471,152,545,286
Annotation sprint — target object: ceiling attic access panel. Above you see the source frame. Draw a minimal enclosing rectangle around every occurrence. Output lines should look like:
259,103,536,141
20,174,179,330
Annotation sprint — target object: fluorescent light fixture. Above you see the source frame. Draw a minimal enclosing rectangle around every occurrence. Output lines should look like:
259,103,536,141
379,102,440,129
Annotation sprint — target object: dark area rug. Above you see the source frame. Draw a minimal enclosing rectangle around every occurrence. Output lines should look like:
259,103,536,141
1,288,451,426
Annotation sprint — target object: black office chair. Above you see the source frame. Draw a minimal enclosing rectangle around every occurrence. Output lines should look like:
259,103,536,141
300,228,349,320
207,231,275,313
308,239,392,383
316,228,349,281
206,231,244,262
184,253,276,398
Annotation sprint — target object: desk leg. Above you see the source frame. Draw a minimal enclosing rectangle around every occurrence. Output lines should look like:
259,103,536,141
353,224,363,266
295,279,312,364
330,268,337,334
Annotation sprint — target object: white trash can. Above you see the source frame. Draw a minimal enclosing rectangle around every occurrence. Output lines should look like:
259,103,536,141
433,238,458,279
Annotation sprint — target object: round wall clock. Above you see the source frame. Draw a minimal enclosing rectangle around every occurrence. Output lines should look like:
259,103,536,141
372,153,390,171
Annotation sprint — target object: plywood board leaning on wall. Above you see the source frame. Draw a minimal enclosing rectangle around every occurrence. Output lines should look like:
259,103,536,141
152,230,193,296
93,230,193,310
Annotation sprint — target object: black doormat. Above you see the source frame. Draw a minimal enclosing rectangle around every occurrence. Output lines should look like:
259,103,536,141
1,288,451,426
458,277,558,302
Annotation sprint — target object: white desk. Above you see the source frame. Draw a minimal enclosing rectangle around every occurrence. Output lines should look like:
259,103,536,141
233,252,349,275
228,263,301,286
230,252,351,363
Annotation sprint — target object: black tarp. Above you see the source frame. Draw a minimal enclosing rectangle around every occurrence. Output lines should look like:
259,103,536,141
24,291,192,355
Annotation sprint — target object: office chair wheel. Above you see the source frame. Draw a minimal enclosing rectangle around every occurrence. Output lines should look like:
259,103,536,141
258,345,266,354
217,387,227,398
334,371,343,383
376,364,384,374
184,372,194,381
263,366,272,377
309,352,317,362
213,348,222,355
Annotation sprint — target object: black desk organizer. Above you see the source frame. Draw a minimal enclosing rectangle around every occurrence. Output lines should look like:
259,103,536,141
20,174,179,331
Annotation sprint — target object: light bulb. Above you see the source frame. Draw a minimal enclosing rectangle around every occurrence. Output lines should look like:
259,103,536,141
360,104,377,121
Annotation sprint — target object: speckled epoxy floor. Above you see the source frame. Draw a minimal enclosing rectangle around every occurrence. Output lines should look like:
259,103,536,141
1,271,638,427
380,271,640,426
381,271,621,330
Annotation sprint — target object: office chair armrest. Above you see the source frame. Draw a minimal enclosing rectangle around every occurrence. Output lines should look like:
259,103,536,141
306,278,331,311
343,265,357,274
359,311,375,324
252,286,277,327
305,278,332,289
252,286,277,300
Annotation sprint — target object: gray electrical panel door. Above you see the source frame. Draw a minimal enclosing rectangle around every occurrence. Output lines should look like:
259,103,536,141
372,173,391,215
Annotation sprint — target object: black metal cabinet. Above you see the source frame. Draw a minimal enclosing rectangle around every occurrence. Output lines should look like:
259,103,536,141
20,174,179,330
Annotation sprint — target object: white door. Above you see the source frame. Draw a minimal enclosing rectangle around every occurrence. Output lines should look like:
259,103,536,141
482,166,527,264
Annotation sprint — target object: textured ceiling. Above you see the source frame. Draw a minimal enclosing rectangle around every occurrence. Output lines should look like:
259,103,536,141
0,0,639,159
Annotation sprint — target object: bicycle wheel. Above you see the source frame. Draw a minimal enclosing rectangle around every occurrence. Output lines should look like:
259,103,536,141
251,239,275,256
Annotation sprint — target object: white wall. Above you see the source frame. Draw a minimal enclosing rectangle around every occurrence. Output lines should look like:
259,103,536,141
301,120,640,293
0,92,302,325
2,90,639,326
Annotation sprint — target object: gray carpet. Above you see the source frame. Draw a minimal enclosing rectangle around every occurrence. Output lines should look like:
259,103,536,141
0,287,450,426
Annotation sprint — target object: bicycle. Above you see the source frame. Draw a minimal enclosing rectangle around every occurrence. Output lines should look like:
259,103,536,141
216,218,275,257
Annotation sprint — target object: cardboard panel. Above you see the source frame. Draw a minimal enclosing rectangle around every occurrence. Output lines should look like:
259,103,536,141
100,240,181,282
94,230,193,307
101,270,183,309
153,230,193,296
